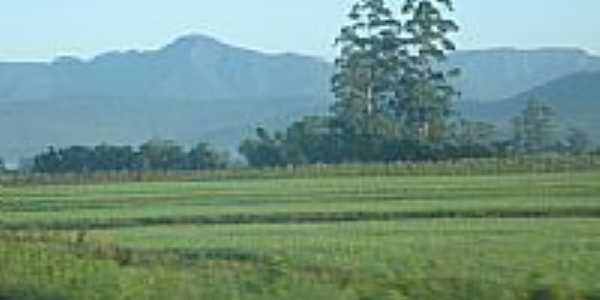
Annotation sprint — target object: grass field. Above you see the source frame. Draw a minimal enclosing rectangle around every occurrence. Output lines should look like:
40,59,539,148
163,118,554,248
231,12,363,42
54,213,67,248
1,169,600,299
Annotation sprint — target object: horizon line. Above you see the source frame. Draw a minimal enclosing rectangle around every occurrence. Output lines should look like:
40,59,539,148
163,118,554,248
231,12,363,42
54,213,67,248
1,33,597,64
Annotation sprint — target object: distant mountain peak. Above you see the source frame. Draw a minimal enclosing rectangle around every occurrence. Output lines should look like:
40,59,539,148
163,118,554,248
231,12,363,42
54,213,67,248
163,34,226,51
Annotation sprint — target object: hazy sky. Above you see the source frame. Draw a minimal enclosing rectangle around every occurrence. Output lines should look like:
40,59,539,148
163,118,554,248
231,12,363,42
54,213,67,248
1,0,599,62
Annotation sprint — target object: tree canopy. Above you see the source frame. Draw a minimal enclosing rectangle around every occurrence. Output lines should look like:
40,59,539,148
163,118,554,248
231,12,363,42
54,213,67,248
31,140,228,174
332,0,460,142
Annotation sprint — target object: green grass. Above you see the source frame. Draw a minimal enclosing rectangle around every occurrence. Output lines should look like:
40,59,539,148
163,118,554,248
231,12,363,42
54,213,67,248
2,172,599,229
1,170,600,299
112,219,600,295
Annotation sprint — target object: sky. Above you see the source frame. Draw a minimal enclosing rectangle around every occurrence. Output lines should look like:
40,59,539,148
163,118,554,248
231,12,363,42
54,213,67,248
1,0,599,62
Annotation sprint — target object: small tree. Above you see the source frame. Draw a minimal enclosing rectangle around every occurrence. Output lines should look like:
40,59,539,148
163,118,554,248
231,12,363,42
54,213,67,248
566,128,590,155
510,99,558,155
139,139,186,171
522,99,557,154
284,116,340,164
93,144,138,171
187,142,228,170
452,119,496,146
510,115,526,154
58,146,95,173
33,146,62,173
239,128,288,168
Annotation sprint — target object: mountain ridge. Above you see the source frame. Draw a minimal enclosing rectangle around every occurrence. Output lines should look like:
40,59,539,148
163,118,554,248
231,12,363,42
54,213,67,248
1,34,600,163
3,34,600,102
0,34,333,103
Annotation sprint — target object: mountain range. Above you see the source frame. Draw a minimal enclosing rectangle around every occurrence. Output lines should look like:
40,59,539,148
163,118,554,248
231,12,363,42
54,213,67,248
1,34,599,163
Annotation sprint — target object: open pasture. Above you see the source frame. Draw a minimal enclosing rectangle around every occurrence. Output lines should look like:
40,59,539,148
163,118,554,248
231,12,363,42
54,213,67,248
1,170,600,299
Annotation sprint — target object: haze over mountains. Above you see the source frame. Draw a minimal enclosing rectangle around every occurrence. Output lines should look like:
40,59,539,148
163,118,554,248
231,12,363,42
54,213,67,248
0,35,331,103
459,71,600,141
1,34,599,163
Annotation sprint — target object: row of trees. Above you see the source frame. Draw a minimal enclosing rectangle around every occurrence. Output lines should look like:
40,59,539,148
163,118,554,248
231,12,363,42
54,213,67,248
238,102,594,168
29,140,228,174
13,95,595,173
3,121,597,174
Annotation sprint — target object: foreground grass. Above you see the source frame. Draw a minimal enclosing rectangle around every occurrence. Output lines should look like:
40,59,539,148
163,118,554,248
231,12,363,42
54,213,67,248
2,219,600,300
1,170,600,299
112,219,600,298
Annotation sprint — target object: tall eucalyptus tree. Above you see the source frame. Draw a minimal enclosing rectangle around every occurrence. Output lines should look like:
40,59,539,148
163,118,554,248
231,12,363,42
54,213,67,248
332,0,460,143
393,0,460,142
331,0,404,138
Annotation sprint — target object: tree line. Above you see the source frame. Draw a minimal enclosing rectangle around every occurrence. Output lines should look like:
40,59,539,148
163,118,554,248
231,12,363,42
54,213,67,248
27,140,228,174
239,99,595,168
2,97,592,174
